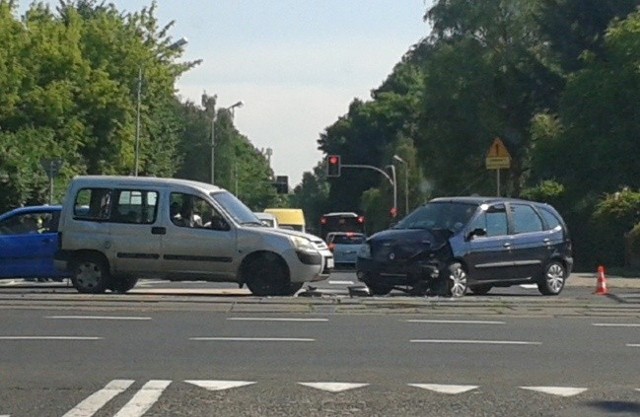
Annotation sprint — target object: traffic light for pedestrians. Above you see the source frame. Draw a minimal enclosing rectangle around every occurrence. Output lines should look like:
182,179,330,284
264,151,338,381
327,155,341,177
273,175,289,194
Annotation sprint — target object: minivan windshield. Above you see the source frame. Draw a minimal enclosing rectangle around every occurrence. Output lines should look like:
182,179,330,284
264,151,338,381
393,201,479,232
211,191,261,225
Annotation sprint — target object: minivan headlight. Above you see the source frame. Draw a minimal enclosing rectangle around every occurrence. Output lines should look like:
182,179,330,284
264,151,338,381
358,243,371,259
290,236,315,252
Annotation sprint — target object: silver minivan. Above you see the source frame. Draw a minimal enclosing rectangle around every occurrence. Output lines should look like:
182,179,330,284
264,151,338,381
55,176,333,296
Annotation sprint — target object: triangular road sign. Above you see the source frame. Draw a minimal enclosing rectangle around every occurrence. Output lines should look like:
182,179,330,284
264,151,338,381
298,382,369,393
487,137,511,158
185,380,256,391
520,386,587,397
408,383,478,394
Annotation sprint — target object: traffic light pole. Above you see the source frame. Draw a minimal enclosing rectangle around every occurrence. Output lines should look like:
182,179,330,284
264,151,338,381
341,164,397,215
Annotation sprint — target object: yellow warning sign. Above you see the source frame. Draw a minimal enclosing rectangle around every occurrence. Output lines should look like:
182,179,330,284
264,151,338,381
486,137,511,158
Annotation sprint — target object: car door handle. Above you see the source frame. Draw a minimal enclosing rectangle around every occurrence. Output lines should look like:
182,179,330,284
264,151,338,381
503,242,511,248
151,227,166,235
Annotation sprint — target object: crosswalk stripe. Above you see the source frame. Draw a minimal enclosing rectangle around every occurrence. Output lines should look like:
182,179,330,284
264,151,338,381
405,319,505,325
328,280,354,285
408,384,478,394
113,380,171,417
46,316,151,321
185,380,256,391
520,386,587,397
227,318,328,322
298,382,369,392
189,337,315,342
62,379,134,417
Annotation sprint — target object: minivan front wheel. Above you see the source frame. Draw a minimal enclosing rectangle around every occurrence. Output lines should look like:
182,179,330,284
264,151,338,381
444,262,468,298
538,261,566,296
70,255,111,294
244,253,290,296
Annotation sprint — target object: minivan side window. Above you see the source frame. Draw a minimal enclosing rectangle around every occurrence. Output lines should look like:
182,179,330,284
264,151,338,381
468,204,508,237
112,189,158,224
538,207,562,231
510,203,544,234
170,192,227,229
74,188,112,220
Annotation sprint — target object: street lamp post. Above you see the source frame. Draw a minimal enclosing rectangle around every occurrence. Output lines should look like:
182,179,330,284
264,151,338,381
385,164,397,217
211,100,244,185
134,37,188,176
393,155,409,216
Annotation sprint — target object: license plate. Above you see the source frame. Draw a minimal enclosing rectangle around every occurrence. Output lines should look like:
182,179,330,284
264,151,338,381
326,257,334,269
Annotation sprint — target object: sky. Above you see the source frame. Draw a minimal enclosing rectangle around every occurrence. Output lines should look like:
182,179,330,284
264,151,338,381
22,1,432,187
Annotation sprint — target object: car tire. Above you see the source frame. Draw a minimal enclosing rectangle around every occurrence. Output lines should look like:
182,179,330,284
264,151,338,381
288,282,304,295
443,262,468,298
70,255,111,294
110,277,138,294
469,284,492,295
244,253,290,296
537,261,566,296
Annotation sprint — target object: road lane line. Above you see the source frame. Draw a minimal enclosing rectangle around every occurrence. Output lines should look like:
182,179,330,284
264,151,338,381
0,336,102,340
592,323,640,327
405,319,505,325
328,280,354,285
408,384,478,394
113,380,171,417
520,386,587,397
46,316,151,321
411,339,541,345
298,382,368,392
189,337,315,342
627,344,640,347
185,380,256,391
227,318,328,322
62,379,134,417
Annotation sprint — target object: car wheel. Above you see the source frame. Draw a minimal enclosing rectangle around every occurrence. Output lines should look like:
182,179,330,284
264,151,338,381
287,282,304,295
110,277,138,294
469,284,492,295
537,261,566,296
70,255,111,294
366,283,393,296
443,262,468,298
244,253,290,296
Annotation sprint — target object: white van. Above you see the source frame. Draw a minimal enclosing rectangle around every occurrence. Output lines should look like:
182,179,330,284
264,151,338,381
55,176,333,296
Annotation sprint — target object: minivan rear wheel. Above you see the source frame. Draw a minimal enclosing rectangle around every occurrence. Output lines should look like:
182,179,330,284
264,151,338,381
244,253,290,296
538,261,566,295
110,277,138,294
70,255,111,294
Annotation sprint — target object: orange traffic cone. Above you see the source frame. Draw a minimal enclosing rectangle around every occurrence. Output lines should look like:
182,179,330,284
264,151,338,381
594,265,608,295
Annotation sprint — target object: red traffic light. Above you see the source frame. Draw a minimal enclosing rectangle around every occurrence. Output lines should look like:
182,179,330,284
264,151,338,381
390,207,398,218
326,155,341,177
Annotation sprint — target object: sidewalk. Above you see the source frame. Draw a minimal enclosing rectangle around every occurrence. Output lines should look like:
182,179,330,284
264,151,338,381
568,272,640,289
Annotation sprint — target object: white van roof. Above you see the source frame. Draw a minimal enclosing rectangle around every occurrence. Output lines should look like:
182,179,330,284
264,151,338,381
69,175,227,194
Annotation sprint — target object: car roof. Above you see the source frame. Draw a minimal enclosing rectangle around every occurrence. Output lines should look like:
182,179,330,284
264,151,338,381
428,196,539,205
327,231,366,237
69,175,226,194
0,205,62,220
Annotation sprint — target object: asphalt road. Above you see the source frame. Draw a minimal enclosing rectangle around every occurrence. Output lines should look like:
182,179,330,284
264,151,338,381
0,271,639,417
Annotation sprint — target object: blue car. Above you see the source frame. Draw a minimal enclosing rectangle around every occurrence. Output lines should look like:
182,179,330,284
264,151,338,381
0,205,68,280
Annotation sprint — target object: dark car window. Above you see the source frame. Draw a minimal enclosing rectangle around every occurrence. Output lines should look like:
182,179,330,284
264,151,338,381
332,234,365,244
469,205,508,237
510,203,544,234
538,206,562,231
395,202,478,231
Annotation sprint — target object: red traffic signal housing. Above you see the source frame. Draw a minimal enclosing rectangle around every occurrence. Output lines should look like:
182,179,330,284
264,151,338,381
326,155,341,177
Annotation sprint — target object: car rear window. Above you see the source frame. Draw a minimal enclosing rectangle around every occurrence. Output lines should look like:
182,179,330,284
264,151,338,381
332,234,365,244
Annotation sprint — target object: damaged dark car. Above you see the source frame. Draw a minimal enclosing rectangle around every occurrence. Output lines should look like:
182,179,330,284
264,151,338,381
356,196,573,297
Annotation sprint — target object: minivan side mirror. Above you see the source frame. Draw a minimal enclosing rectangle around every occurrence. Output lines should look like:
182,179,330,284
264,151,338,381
209,218,231,231
466,227,487,240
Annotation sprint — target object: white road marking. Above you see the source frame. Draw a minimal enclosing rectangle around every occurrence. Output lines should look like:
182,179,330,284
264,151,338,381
405,319,505,325
62,379,134,417
46,316,151,321
408,384,478,394
227,317,328,322
328,280,354,285
0,336,102,341
410,339,541,345
520,386,587,397
185,380,256,391
627,344,640,347
519,284,538,289
592,323,640,328
113,380,171,417
189,337,315,342
298,382,368,393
